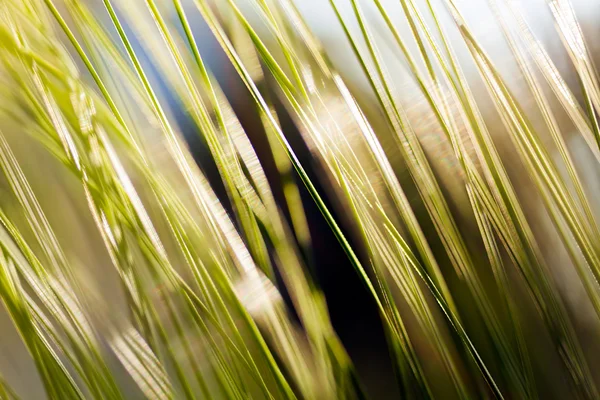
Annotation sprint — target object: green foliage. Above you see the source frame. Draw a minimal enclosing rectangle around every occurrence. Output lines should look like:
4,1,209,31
0,0,597,398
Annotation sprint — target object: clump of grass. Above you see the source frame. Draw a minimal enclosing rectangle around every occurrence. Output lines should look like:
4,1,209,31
0,0,597,398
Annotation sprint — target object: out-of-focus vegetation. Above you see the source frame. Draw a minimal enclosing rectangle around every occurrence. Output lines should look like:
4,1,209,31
0,0,598,398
